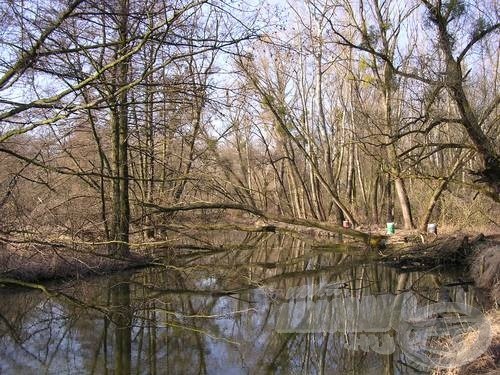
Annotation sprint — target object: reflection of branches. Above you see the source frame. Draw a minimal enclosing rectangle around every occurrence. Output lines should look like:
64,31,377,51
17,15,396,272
0,278,110,316
0,312,42,363
44,314,81,371
0,312,22,343
129,279,254,298
164,320,242,346
259,257,363,284
136,307,256,321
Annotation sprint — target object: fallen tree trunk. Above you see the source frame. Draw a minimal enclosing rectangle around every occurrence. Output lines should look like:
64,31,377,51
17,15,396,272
149,222,278,233
141,201,377,243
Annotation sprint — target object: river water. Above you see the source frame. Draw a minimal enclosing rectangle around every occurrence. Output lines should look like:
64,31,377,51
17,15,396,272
0,232,490,374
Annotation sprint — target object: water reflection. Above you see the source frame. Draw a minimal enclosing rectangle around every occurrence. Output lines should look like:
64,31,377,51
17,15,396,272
0,233,485,374
110,275,132,374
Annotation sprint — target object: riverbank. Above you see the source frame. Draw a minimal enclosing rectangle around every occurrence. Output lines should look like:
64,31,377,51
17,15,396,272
412,234,499,375
1,227,498,289
380,231,499,374
0,241,153,283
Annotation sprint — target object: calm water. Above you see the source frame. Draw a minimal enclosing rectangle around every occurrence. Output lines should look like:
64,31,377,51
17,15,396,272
0,233,488,374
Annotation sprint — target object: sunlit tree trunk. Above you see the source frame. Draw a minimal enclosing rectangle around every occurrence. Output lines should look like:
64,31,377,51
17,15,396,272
110,0,131,255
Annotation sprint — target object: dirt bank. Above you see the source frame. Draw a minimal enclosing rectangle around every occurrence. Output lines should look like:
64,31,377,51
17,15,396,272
382,233,495,270
0,242,153,283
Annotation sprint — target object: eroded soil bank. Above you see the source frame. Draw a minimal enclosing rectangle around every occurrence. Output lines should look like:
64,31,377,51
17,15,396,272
0,242,153,283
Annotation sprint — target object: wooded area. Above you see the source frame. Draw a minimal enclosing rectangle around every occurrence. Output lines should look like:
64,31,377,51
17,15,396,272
0,0,498,257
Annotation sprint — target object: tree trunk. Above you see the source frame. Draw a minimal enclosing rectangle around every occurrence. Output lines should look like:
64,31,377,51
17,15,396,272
346,143,355,204
371,173,380,224
427,2,500,199
386,177,394,223
420,153,467,231
383,67,414,229
394,176,415,229
110,0,130,256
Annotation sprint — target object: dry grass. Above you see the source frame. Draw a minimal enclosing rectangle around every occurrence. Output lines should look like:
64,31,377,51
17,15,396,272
431,311,499,375
470,239,500,305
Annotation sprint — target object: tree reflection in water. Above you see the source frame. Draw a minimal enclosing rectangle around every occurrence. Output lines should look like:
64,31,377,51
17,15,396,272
0,233,485,374
110,275,132,375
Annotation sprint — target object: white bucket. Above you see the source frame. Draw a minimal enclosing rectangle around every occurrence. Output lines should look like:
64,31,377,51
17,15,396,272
427,223,437,234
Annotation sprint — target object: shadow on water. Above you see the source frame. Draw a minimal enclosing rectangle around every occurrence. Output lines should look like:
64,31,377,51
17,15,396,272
0,232,489,374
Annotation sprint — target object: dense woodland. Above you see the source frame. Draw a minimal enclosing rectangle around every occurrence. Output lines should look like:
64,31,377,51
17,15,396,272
0,0,498,256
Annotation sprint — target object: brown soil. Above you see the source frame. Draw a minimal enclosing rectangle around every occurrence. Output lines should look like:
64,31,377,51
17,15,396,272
0,242,152,283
